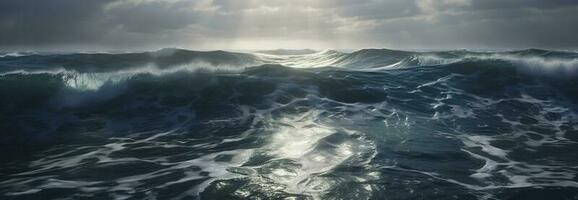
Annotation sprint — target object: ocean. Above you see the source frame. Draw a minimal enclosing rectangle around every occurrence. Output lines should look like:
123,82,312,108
0,48,577,199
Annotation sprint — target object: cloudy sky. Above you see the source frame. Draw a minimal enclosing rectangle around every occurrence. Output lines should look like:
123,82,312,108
1,0,577,51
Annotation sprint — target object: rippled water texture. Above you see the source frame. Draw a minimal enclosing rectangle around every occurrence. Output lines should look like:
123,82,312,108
1,48,577,199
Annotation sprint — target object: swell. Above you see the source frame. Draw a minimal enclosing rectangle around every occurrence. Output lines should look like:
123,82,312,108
1,48,578,199
3,48,577,75
2,47,577,141
0,48,260,73
1,59,576,147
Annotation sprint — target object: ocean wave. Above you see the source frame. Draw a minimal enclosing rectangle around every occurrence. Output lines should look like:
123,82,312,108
1,48,577,199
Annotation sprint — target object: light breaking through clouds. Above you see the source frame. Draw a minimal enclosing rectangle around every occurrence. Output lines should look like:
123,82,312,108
1,0,577,51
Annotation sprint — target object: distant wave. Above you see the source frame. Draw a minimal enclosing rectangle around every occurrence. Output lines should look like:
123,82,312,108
254,49,317,55
3,48,576,73
1,48,577,199
0,48,260,73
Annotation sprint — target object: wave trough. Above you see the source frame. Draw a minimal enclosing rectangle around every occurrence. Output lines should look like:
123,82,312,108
1,48,577,200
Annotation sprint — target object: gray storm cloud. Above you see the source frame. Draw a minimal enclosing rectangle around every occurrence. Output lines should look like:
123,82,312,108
0,0,577,50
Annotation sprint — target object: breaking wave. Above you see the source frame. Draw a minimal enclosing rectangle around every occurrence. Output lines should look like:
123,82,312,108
1,48,577,199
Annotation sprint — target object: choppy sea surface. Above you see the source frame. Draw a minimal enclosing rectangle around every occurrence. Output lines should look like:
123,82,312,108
1,48,577,199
